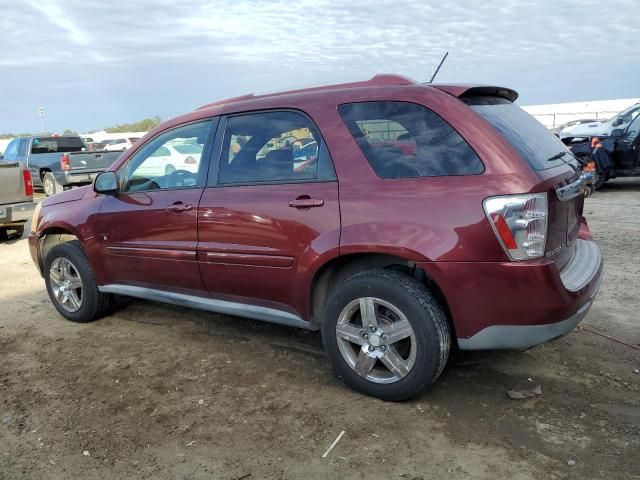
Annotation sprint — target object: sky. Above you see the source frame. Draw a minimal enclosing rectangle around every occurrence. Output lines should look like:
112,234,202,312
0,0,638,133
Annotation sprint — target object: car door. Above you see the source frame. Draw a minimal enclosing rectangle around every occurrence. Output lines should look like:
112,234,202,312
97,119,217,295
615,114,640,173
197,110,340,318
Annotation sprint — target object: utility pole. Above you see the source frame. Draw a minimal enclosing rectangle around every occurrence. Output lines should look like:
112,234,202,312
428,51,449,83
38,106,47,133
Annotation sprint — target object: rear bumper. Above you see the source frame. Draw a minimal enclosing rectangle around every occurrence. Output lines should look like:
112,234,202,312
457,271,601,349
0,202,36,225
54,170,102,187
418,239,603,350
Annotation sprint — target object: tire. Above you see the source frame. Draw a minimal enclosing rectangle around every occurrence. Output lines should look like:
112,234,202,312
321,269,451,401
594,172,608,190
42,172,63,197
12,225,25,238
0,228,8,241
44,240,112,323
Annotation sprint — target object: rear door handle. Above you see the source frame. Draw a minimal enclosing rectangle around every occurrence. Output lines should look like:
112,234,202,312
166,202,193,212
288,198,324,209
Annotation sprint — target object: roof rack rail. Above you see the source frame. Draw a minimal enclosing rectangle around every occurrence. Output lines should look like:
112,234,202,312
195,74,416,111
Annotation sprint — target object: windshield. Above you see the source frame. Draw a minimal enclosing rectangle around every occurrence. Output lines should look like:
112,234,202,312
466,96,573,170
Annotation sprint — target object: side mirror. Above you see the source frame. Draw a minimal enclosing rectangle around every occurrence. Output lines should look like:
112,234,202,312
94,171,119,195
610,129,624,138
612,117,623,127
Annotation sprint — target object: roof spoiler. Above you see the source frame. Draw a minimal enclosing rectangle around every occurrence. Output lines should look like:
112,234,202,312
431,85,519,103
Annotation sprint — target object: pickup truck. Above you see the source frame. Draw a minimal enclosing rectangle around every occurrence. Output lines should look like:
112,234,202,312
564,111,640,188
0,136,122,196
0,162,36,240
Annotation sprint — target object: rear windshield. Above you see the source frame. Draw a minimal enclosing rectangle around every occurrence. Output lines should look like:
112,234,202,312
465,96,572,170
31,137,85,154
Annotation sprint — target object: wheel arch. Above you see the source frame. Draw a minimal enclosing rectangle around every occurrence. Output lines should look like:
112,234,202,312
308,252,455,339
37,226,81,274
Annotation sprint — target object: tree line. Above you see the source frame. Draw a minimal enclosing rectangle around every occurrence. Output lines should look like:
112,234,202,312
0,116,163,139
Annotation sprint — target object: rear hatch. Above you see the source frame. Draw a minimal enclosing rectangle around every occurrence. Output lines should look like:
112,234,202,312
465,96,582,265
0,162,30,205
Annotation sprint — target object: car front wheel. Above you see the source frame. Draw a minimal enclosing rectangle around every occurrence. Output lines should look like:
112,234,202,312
322,269,451,401
44,240,112,323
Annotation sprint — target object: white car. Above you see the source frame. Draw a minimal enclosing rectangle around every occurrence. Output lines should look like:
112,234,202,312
135,143,203,177
103,137,140,151
560,104,640,139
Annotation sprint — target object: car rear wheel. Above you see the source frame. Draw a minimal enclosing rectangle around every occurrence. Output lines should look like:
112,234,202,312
44,240,112,323
321,269,451,401
42,172,63,197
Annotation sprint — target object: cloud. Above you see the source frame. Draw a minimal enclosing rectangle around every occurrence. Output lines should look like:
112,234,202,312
24,0,91,46
0,0,638,131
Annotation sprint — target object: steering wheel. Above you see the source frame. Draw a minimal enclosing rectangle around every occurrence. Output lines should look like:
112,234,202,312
166,169,197,188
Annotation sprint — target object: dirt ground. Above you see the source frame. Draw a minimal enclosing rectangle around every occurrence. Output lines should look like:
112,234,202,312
1,180,639,480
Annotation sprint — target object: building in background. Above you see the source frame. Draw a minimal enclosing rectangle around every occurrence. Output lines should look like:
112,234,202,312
523,98,640,129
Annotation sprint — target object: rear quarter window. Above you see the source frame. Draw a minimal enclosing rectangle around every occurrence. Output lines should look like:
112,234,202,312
338,101,484,178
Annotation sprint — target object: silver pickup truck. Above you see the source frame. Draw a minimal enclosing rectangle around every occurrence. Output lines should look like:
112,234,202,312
1,136,121,196
0,162,36,240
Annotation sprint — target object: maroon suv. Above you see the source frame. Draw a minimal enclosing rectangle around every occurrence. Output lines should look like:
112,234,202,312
29,75,603,400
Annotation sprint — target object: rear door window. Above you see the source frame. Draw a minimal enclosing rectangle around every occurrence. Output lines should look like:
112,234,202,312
338,101,483,178
217,111,336,185
466,96,575,170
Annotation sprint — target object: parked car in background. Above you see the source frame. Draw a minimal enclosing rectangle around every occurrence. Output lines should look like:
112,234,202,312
133,143,203,177
103,137,140,151
0,135,122,196
0,161,35,240
551,118,598,136
559,103,640,138
29,75,602,401
565,112,640,188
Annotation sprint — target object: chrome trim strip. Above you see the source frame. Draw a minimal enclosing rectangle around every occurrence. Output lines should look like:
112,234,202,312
556,176,586,201
98,284,316,330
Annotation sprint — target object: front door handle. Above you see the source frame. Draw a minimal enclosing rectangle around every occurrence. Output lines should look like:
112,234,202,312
288,197,324,209
166,202,193,212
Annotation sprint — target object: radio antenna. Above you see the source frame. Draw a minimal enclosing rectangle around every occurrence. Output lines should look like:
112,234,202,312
428,51,449,83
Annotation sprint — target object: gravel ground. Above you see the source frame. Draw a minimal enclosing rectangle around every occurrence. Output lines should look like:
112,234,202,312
1,181,639,480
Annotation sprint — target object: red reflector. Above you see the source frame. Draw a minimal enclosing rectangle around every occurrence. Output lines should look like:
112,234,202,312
184,156,196,164
584,161,596,172
60,154,71,171
492,213,518,250
22,169,34,196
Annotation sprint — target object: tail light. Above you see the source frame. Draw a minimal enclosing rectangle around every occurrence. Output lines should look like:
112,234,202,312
22,169,34,196
60,154,71,171
184,156,197,164
584,161,596,172
483,193,548,261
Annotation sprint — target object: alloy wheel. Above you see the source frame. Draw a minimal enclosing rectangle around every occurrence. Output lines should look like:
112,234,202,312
49,258,83,312
335,297,417,384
